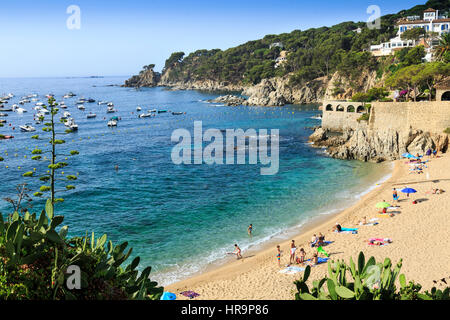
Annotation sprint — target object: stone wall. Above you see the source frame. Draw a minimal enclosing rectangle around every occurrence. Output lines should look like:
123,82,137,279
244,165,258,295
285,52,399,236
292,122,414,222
321,100,367,131
369,101,450,134
322,100,450,135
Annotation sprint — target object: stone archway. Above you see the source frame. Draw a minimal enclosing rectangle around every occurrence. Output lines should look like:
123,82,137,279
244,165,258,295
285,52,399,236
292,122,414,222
326,104,333,111
336,105,344,112
347,105,355,112
441,91,450,101
356,105,365,113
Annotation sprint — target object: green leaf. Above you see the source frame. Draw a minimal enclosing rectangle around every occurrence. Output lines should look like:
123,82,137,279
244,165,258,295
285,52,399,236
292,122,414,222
358,252,365,274
299,293,318,300
46,229,63,243
335,286,355,299
327,279,337,300
45,199,54,219
50,215,64,228
303,265,311,282
399,274,406,288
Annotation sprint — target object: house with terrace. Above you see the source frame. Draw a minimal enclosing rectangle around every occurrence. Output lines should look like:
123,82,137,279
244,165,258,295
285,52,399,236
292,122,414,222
370,8,449,59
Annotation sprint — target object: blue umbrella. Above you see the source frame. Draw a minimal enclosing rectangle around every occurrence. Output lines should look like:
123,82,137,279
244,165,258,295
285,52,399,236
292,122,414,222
401,188,417,194
160,292,177,300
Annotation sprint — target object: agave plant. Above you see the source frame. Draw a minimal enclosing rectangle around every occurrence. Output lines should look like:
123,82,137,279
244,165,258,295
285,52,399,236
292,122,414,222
0,199,163,300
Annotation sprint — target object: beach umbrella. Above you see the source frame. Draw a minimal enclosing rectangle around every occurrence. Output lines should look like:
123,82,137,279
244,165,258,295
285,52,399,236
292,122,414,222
376,202,391,208
160,292,176,300
401,188,417,194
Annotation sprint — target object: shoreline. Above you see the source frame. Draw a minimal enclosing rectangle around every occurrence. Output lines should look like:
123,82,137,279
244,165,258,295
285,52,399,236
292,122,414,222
156,161,392,286
166,153,450,299
165,160,398,296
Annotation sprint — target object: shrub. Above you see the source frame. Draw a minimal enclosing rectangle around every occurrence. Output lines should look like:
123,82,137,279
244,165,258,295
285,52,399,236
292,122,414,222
444,128,450,134
357,113,370,122
294,252,447,300
0,199,164,300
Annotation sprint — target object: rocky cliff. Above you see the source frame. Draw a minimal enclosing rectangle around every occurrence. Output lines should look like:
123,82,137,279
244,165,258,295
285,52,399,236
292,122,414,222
124,66,379,107
309,126,449,162
123,67,161,88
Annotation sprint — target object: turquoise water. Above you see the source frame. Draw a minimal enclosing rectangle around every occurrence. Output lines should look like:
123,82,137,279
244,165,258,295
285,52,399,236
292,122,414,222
0,77,391,285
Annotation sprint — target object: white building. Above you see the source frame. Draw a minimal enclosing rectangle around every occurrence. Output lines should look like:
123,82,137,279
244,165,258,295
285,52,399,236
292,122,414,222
369,8,449,59
397,8,449,35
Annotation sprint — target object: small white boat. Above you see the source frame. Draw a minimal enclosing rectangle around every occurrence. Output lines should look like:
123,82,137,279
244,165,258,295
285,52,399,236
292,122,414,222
15,107,27,114
20,124,36,132
136,106,142,111
98,101,108,105
78,105,86,110
107,102,114,107
35,102,44,106
60,104,68,109
139,113,152,118
148,109,157,113
65,118,78,131
107,120,118,127
106,106,116,113
87,113,97,119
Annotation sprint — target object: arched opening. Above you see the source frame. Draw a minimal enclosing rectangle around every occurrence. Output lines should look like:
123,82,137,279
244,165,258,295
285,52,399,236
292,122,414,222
326,104,333,111
347,105,355,112
441,91,450,101
356,106,365,113
336,105,344,112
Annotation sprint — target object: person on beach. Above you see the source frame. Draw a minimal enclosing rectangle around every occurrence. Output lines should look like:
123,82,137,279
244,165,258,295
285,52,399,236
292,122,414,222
309,252,319,266
310,234,318,247
234,244,242,259
247,224,253,237
393,188,399,202
318,233,325,247
332,223,342,232
290,240,297,264
297,248,306,264
276,245,281,267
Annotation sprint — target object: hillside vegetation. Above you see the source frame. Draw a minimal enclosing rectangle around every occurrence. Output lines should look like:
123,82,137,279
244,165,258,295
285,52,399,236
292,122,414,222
159,0,450,87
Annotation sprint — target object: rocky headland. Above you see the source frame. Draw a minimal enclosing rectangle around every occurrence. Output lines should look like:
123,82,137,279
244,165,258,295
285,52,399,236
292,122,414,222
309,126,449,162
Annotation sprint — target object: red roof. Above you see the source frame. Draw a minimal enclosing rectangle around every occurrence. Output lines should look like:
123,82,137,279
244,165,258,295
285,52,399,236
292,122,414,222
424,8,437,12
397,18,450,25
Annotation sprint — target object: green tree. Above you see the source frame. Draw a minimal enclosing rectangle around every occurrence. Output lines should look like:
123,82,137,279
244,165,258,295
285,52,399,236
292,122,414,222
400,28,426,41
434,33,450,61
412,62,450,101
22,97,79,209
385,64,423,101
402,45,426,66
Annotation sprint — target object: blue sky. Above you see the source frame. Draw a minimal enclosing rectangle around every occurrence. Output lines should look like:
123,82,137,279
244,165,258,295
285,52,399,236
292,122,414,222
0,0,425,77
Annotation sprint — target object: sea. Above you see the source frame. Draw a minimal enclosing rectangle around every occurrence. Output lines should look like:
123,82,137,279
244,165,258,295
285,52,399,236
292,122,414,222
0,76,392,285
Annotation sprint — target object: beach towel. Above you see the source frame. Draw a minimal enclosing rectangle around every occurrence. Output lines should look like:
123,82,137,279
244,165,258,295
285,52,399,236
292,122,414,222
180,291,200,299
279,266,305,274
305,257,329,266
368,238,392,246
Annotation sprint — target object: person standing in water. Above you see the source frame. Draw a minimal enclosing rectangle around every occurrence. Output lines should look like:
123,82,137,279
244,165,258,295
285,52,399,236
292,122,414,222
247,224,253,237
234,244,242,260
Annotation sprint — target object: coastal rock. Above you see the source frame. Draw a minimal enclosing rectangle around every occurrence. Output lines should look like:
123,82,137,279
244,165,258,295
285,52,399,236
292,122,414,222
209,95,246,106
242,76,329,106
310,127,447,162
123,66,161,87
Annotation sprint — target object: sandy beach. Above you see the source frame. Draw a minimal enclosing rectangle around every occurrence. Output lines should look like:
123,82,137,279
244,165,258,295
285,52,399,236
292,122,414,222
166,153,450,300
